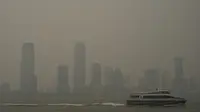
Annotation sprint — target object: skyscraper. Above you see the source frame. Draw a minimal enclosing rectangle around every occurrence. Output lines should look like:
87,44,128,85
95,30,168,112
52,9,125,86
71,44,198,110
20,43,37,94
174,57,184,77
138,77,146,91
57,65,70,94
90,62,102,87
103,67,114,86
103,66,114,98
144,69,160,91
112,68,125,100
73,42,86,94
0,82,11,102
0,82,11,94
173,57,187,95
189,76,198,91
161,71,172,89
90,62,102,97
113,68,124,89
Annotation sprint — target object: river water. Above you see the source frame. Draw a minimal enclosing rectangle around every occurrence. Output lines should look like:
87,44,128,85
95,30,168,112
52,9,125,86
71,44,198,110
0,102,199,112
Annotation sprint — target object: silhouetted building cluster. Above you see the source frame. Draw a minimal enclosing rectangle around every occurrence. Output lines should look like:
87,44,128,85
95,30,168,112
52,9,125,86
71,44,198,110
103,67,128,100
137,57,199,98
4,41,126,102
1,42,200,103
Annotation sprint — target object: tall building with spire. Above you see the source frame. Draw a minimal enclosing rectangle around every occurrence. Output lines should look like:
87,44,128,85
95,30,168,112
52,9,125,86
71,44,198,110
73,42,86,94
20,43,37,94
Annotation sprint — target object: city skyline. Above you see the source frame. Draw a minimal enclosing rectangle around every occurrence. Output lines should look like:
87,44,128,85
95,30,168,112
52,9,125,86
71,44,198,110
0,41,198,94
0,41,198,92
0,42,199,103
0,1,199,109
0,0,199,91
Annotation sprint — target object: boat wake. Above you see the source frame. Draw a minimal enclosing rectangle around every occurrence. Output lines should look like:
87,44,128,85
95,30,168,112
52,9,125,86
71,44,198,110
1,102,125,107
2,103,39,107
49,102,125,107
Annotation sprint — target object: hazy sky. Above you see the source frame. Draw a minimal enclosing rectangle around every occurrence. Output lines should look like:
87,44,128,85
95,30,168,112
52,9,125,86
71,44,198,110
0,0,199,91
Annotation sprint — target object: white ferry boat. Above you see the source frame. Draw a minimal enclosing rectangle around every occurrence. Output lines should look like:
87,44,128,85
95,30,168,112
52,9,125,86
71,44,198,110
126,90,187,106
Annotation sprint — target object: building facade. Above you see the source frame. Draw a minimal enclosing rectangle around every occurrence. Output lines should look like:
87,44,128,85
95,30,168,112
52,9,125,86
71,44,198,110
20,43,37,94
57,65,70,94
73,42,86,94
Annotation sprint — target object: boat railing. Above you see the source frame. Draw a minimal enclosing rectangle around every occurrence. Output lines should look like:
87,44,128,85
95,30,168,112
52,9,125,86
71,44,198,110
130,90,170,96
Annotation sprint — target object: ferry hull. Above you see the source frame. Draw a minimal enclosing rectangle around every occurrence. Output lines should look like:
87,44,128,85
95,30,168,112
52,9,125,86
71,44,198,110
126,99,187,106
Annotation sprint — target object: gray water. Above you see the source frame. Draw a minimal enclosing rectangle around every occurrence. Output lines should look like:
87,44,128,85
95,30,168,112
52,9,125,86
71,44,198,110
1,102,199,112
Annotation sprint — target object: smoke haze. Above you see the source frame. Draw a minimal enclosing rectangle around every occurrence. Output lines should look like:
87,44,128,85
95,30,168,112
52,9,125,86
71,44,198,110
0,0,199,91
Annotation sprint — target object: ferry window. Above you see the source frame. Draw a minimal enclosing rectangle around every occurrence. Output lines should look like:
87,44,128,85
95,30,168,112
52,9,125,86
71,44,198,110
164,96,174,98
143,96,156,99
143,95,174,99
161,91,170,94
